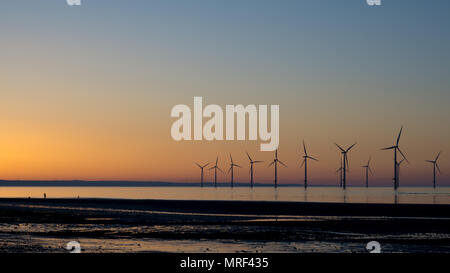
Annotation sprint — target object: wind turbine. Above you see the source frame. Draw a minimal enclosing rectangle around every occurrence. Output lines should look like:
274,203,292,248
194,162,209,187
335,142,357,189
209,156,223,187
268,150,287,188
246,152,263,188
381,126,408,190
300,140,318,189
361,157,373,188
228,154,241,187
425,151,442,188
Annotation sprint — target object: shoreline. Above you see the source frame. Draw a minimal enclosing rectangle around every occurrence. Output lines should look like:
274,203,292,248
1,197,449,218
1,198,449,253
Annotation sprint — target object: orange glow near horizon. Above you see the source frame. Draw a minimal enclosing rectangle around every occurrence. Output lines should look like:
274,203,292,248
0,104,449,186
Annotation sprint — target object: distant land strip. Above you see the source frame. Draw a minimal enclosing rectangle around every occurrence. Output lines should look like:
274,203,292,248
0,180,446,187
0,180,325,187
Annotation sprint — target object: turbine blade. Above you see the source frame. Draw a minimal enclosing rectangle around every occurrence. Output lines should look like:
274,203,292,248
336,168,342,173
267,161,274,168
253,161,264,163
230,153,233,163
425,160,434,163
381,146,396,150
369,167,373,175
246,152,252,162
436,151,441,161
216,156,218,165
303,140,307,155
334,143,345,152
436,164,442,174
397,148,409,163
275,150,278,159
234,164,242,168
397,125,403,145
228,167,232,173
278,160,288,168
300,160,305,168
208,166,215,170
217,167,224,173
202,163,210,168
346,142,357,152
308,156,318,161
194,162,201,168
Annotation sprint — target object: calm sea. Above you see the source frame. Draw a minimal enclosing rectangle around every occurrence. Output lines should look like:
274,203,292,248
0,186,449,204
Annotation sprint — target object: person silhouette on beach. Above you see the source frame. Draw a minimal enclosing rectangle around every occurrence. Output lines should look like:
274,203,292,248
43,193,46,199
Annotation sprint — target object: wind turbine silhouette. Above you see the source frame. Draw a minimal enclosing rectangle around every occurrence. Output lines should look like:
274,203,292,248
228,154,241,188
425,151,442,188
195,162,209,187
268,150,287,188
246,152,263,188
361,157,373,188
335,142,357,189
300,140,318,189
381,126,408,190
209,156,223,187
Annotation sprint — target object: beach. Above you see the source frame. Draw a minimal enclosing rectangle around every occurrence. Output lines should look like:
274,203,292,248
0,198,449,253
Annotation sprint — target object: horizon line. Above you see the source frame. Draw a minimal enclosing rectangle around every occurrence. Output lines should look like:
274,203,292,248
0,180,447,188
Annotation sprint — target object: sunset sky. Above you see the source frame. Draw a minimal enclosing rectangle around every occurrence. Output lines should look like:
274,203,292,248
1,0,449,186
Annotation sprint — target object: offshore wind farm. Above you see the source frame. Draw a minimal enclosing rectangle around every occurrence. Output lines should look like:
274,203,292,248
183,127,444,192
1,126,448,205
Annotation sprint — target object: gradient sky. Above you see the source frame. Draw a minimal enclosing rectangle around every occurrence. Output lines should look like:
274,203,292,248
1,0,450,186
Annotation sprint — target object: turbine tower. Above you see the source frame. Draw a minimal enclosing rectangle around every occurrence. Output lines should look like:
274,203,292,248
209,156,223,187
268,150,287,188
300,140,318,189
194,162,209,187
425,151,442,188
361,157,373,188
335,142,357,189
336,159,347,188
246,152,263,188
396,159,406,187
381,126,408,190
228,154,241,187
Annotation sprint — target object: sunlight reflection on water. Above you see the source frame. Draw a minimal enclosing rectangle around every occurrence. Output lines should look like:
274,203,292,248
0,186,449,204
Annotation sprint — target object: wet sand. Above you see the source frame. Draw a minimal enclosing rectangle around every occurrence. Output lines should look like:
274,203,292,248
0,198,449,253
